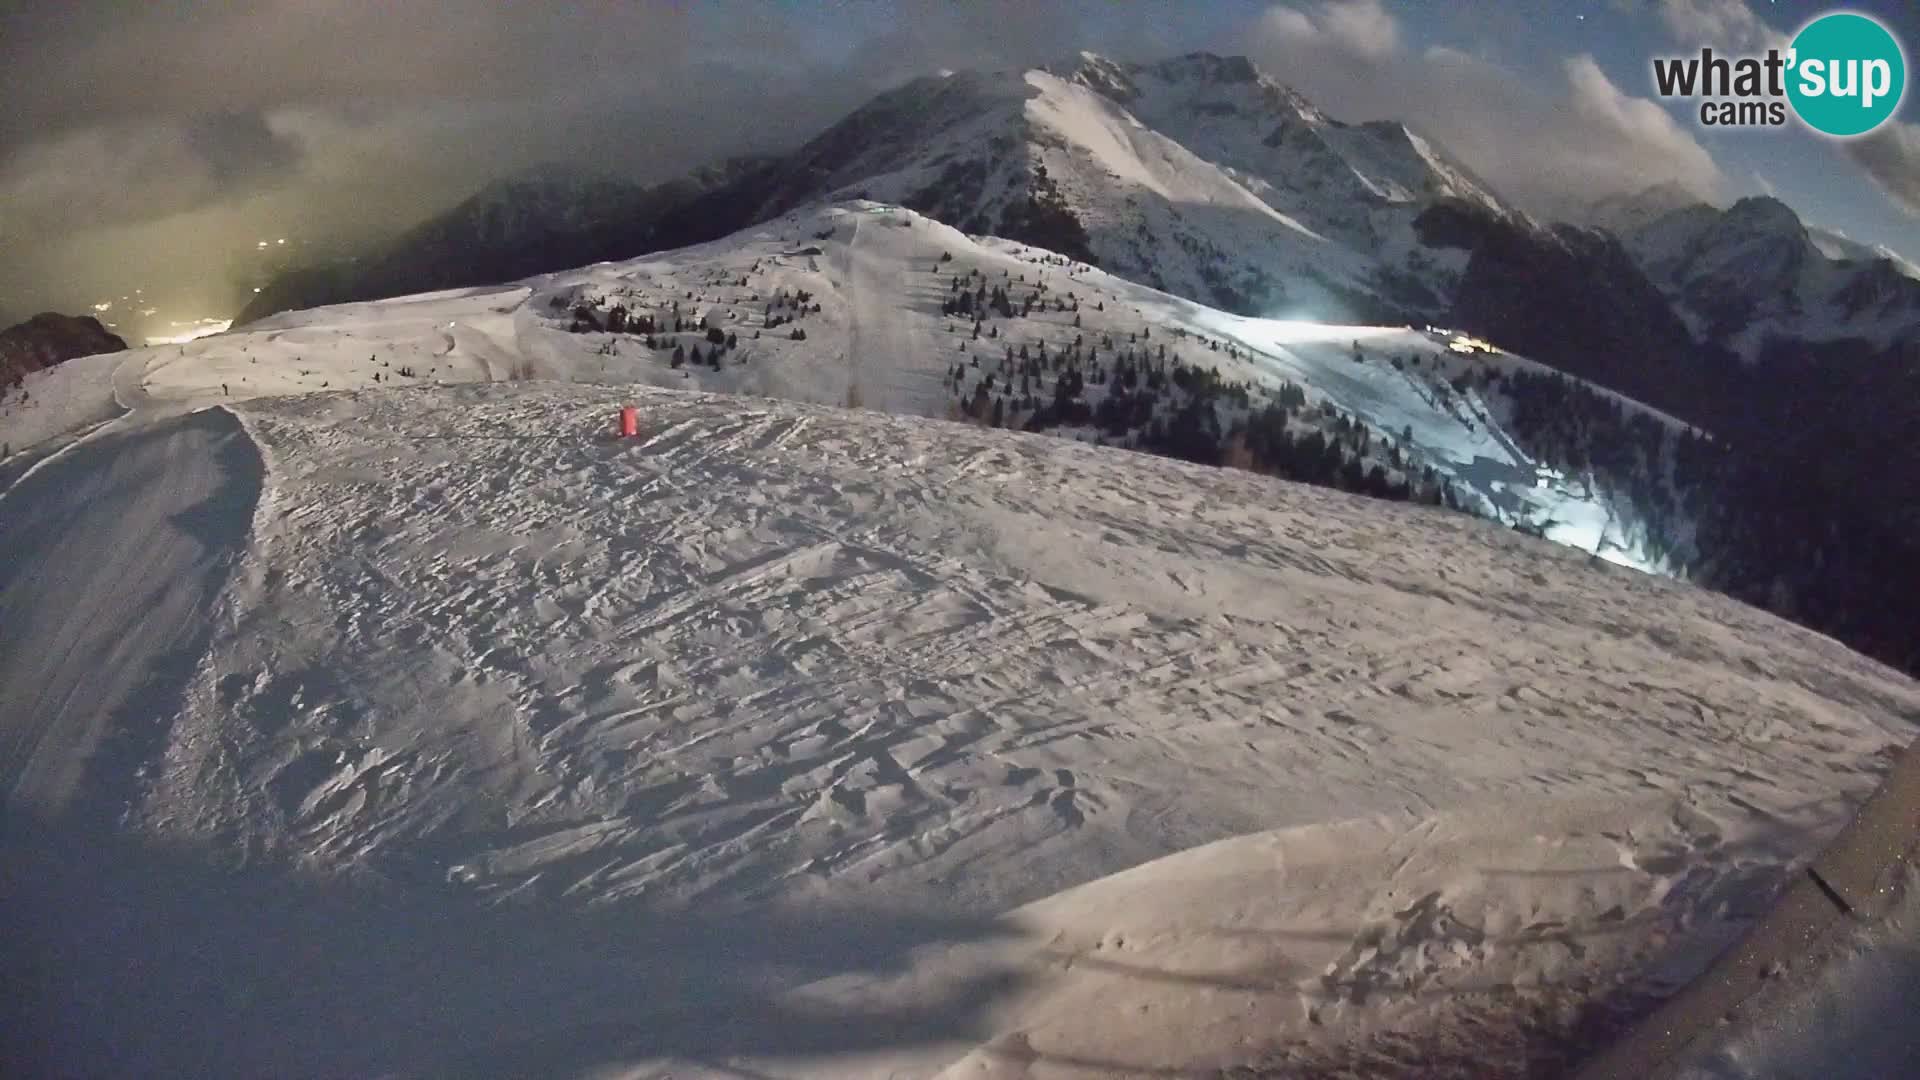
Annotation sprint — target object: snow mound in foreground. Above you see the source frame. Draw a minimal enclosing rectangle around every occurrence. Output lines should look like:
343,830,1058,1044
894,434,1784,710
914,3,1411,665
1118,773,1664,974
1668,863,1920,1078
5,381,1915,1077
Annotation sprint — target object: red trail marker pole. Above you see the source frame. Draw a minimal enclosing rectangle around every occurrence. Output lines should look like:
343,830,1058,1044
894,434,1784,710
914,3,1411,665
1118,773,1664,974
618,406,639,438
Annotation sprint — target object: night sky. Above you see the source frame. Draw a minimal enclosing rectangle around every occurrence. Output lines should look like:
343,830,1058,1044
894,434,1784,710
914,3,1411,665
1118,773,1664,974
4,1,1918,333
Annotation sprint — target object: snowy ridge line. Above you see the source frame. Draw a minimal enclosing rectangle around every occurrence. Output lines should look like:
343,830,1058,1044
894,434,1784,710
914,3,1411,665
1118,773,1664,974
4,200,1705,574
1577,732,1920,1078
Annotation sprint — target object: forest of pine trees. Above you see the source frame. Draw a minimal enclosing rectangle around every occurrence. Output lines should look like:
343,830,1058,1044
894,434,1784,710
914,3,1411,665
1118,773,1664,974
940,275,1448,508
994,165,1095,264
551,274,827,375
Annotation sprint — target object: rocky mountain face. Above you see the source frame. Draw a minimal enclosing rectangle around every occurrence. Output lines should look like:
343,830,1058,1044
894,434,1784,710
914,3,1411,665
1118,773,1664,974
1416,199,1726,423
1514,186,1920,674
243,51,1539,327
1572,188,1920,363
702,50,1523,320
0,313,127,389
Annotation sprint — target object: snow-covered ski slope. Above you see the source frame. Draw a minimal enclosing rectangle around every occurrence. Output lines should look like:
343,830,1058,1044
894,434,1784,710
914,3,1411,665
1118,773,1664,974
0,349,127,456
5,202,1692,570
4,379,1915,1078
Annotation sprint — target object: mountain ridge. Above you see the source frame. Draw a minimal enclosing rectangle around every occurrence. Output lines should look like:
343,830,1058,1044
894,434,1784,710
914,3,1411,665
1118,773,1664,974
238,50,1527,327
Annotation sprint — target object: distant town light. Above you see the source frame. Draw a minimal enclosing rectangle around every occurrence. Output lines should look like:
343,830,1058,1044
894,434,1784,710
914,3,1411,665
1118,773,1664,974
145,318,231,346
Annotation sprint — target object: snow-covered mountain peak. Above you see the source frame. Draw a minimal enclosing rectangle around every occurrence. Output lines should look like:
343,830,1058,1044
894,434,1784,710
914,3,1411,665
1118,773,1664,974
1717,195,1809,244
713,51,1511,318
1038,50,1505,217
1577,181,1713,235
244,48,1547,329
1607,186,1920,357
1140,50,1264,86
1056,49,1141,101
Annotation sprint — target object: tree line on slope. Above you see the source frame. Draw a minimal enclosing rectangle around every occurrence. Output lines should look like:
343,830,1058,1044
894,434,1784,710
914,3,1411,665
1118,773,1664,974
941,255,1920,672
1480,355,1920,676
938,264,1452,507
1418,197,1920,675
551,261,821,371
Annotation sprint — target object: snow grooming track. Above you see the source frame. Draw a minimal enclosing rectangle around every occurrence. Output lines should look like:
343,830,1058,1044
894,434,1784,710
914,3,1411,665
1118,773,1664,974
0,407,263,820
841,210,948,413
3,381,1906,1078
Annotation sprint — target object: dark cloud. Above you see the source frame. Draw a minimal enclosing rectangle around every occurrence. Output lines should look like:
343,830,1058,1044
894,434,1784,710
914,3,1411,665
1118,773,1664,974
1656,0,1787,52
1842,122,1920,217
0,0,1805,325
184,110,303,188
1234,1,1727,212
2,0,1221,325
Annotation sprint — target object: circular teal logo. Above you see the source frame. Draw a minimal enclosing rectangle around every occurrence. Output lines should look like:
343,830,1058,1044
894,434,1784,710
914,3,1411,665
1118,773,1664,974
1787,12,1906,137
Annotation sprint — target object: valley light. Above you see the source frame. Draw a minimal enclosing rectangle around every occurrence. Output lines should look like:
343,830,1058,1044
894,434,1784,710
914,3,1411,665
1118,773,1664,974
145,318,232,346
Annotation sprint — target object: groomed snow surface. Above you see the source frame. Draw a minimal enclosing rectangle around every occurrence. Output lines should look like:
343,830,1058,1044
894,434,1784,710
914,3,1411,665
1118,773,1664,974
5,378,1918,1078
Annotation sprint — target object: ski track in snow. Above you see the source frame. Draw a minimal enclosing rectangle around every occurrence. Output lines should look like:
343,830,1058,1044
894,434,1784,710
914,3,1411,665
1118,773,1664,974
843,215,948,413
2,203,1919,1077
0,350,127,462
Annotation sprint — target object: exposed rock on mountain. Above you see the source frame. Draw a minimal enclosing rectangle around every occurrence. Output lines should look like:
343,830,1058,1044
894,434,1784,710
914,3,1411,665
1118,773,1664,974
0,313,127,389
